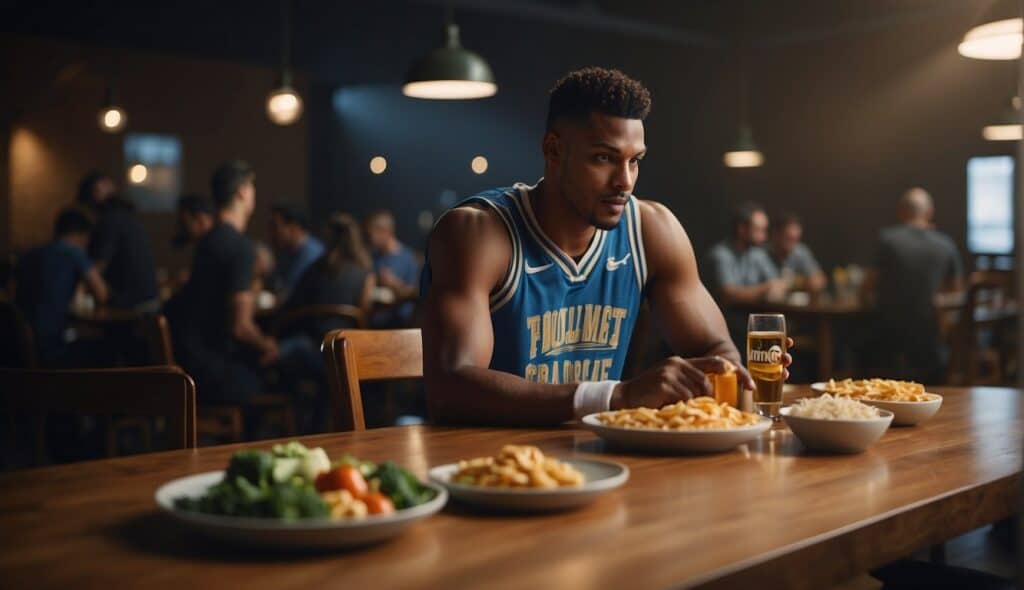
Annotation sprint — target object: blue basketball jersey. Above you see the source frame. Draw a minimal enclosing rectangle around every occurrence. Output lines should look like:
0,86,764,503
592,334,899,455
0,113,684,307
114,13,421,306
422,181,647,384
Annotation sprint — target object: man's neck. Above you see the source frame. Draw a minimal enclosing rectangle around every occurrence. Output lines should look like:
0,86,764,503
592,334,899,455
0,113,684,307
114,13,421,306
529,179,595,259
732,238,751,253
903,219,930,229
382,237,402,255
219,206,248,233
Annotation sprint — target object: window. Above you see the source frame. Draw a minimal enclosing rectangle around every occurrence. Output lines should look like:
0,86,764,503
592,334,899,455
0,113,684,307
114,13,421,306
967,156,1014,255
123,133,182,212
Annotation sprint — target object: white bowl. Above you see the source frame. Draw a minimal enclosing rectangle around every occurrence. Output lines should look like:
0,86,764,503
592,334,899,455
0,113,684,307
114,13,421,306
857,395,942,426
581,413,771,453
156,471,448,549
429,458,628,512
780,407,894,453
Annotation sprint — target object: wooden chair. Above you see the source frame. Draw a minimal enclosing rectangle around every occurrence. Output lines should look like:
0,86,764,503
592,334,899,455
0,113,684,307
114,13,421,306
271,304,366,336
322,329,422,431
0,366,196,467
964,271,1015,385
140,313,294,443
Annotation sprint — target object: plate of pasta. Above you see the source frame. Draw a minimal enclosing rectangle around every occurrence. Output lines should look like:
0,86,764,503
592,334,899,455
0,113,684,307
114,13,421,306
581,397,772,453
428,445,628,512
811,379,943,426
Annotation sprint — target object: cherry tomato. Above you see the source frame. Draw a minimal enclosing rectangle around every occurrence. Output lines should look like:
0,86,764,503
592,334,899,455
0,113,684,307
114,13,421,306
315,466,368,497
362,492,395,515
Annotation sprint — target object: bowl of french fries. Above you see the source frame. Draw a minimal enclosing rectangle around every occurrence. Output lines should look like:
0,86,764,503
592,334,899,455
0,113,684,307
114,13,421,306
811,379,942,426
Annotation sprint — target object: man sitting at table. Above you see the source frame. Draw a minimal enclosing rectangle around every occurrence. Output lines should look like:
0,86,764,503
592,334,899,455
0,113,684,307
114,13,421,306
863,187,963,382
14,207,109,367
704,202,788,348
269,204,324,299
420,67,791,426
171,160,279,403
768,212,826,295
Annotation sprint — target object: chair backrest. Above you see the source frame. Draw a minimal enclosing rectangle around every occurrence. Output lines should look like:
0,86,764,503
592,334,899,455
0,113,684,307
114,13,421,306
322,328,422,431
1,366,197,466
271,304,366,337
138,313,176,365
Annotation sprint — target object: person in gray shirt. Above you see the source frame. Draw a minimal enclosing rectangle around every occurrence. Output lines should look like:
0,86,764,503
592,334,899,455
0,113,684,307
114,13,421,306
704,202,786,348
865,187,963,381
769,212,826,294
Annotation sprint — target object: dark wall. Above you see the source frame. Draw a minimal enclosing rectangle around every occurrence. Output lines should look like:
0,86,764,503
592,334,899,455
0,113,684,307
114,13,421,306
307,3,1014,277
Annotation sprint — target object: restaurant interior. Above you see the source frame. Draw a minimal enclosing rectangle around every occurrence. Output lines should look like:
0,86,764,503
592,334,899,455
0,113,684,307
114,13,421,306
1,0,1023,588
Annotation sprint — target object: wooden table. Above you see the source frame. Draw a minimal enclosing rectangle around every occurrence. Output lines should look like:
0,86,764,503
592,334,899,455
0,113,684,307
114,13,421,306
1,386,1019,590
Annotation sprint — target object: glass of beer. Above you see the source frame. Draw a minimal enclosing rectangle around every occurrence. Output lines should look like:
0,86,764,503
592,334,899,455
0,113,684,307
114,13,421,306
747,314,787,420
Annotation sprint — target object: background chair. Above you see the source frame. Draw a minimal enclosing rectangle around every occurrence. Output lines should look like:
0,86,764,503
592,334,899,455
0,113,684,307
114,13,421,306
0,366,196,468
322,328,422,431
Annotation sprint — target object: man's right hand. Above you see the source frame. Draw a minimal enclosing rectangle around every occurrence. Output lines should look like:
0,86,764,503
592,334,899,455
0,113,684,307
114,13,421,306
609,356,734,410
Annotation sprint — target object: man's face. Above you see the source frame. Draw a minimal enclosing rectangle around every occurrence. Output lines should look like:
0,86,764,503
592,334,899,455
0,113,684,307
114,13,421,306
94,177,117,203
739,211,769,247
238,180,256,218
773,222,801,256
269,213,287,250
366,222,390,252
545,112,646,231
179,211,213,241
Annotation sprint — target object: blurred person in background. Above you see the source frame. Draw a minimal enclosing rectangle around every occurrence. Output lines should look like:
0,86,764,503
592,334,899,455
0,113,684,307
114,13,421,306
862,187,963,382
76,171,159,312
269,204,323,298
768,212,826,295
704,201,786,347
14,207,109,366
169,160,279,403
365,209,420,327
172,194,215,250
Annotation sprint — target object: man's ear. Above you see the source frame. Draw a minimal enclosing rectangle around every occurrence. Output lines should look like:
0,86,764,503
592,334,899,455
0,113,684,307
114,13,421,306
542,130,562,167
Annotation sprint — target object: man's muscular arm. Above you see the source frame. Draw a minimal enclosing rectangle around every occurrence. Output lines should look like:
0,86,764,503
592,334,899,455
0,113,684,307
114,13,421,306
422,207,577,426
640,200,791,390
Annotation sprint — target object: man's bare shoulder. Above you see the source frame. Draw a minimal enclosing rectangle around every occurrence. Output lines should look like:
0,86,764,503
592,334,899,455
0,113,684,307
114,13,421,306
634,197,692,243
432,204,508,245
428,204,512,289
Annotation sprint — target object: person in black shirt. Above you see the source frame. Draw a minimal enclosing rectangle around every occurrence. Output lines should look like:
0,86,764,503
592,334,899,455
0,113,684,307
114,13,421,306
76,172,160,311
170,160,279,403
864,187,964,382
15,207,109,366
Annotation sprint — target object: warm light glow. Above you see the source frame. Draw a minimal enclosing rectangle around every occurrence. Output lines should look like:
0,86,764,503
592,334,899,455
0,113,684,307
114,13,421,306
471,156,488,174
97,106,126,133
982,124,1023,141
402,80,497,99
958,18,1023,60
723,150,764,168
266,87,304,125
370,156,387,174
128,164,148,184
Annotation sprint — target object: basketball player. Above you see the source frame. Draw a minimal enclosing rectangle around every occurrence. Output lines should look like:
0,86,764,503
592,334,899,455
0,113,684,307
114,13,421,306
421,67,791,425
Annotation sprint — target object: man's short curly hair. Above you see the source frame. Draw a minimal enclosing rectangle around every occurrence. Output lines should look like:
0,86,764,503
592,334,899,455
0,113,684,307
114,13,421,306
546,67,652,131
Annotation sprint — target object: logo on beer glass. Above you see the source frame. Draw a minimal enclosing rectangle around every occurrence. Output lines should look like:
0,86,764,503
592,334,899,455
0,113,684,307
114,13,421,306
750,345,783,364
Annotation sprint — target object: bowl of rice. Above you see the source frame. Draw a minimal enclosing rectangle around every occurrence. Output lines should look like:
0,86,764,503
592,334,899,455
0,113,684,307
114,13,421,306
781,394,894,453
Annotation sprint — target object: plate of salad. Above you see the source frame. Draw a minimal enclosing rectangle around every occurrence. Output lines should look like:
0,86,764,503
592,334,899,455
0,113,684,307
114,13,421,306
155,441,447,548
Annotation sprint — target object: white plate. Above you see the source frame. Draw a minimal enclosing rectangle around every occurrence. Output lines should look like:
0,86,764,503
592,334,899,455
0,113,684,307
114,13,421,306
580,413,772,453
810,382,829,393
781,407,893,453
429,458,628,512
155,471,448,549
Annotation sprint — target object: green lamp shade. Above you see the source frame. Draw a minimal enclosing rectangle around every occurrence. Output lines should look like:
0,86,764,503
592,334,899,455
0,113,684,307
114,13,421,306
403,24,497,100
723,127,764,168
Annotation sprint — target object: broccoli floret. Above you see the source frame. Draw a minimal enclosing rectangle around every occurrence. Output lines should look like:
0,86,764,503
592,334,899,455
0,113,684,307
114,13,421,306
225,450,274,487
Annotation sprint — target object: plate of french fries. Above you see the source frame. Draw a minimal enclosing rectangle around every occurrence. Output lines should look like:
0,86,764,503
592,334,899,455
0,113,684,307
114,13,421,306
428,445,628,512
581,397,771,453
811,379,943,426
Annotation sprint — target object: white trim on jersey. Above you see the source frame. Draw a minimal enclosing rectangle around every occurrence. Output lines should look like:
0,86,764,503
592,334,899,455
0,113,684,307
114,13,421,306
511,183,607,283
625,196,648,290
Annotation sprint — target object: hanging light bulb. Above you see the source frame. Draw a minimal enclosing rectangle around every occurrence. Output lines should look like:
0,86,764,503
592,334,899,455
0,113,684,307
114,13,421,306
724,127,764,168
982,96,1022,141
403,7,497,100
267,0,303,125
97,87,126,133
267,72,303,125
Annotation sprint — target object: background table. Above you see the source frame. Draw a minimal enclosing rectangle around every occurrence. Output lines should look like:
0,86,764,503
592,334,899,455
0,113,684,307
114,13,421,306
0,386,1019,589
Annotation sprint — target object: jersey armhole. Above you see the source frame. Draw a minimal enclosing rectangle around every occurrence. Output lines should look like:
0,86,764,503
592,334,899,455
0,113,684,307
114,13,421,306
454,198,522,313
626,197,649,291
